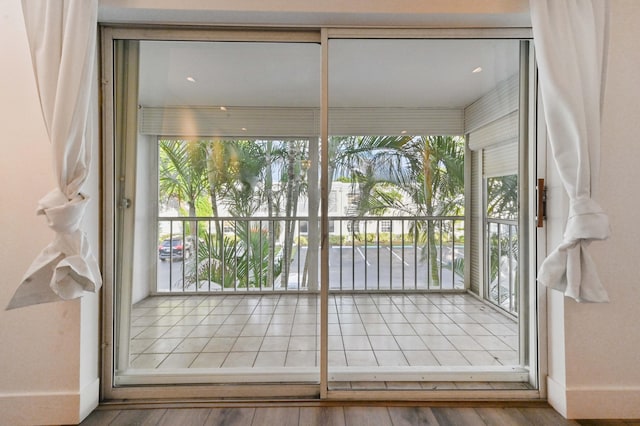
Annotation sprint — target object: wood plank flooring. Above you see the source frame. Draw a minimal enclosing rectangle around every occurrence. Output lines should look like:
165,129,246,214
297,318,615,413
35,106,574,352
79,404,640,425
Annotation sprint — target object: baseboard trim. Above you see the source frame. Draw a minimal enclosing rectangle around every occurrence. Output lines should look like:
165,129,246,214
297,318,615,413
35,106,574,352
0,379,99,426
546,376,567,418
565,387,640,419
546,376,640,419
0,391,80,425
80,378,100,422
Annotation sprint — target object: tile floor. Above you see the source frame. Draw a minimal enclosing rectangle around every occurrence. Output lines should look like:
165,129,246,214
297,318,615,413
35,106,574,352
128,292,519,372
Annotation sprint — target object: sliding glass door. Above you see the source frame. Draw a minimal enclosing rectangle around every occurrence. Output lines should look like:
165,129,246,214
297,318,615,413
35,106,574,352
103,27,538,400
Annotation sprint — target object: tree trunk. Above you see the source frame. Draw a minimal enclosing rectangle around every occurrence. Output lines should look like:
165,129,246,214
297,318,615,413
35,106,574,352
282,142,301,289
206,141,225,286
209,191,223,251
265,141,275,288
188,202,197,241
423,138,440,287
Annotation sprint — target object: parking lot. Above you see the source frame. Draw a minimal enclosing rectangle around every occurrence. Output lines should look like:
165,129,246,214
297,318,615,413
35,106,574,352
158,245,464,292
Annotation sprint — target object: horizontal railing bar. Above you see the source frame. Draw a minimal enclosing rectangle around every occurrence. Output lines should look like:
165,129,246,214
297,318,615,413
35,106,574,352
149,289,468,296
485,218,518,225
158,215,464,221
333,215,465,221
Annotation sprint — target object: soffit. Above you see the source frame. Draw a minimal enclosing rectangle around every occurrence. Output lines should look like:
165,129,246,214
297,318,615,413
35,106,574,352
138,39,521,109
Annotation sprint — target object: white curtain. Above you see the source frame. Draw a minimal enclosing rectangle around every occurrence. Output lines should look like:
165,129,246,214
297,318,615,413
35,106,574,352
7,0,101,309
531,0,611,302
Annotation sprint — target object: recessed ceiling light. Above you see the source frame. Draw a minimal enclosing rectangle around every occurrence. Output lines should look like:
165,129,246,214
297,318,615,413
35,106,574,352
472,67,483,73
241,127,247,131
186,76,196,82
220,106,227,111
401,130,407,134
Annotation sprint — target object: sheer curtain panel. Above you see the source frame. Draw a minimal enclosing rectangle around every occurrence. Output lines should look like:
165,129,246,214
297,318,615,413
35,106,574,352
7,0,101,309
531,0,611,302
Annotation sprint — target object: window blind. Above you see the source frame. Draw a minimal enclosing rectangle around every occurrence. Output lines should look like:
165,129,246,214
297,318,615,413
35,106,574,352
139,106,464,137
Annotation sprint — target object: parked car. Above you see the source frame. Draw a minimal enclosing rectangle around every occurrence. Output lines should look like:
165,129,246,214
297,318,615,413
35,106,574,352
158,237,192,261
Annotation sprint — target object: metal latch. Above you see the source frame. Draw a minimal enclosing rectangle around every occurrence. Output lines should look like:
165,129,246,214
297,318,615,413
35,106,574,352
119,197,132,209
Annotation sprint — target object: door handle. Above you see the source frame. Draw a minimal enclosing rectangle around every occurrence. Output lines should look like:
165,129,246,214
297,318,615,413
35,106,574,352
536,178,546,228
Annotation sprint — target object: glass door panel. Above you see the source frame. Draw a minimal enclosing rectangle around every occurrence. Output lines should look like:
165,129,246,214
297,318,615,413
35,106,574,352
326,37,525,391
113,38,321,389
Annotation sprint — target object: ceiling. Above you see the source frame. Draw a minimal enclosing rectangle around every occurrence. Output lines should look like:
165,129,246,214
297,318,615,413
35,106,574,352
138,38,521,110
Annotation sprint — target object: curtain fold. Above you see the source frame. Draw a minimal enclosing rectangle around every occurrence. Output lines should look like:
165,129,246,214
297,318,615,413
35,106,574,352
531,0,611,302
7,0,101,309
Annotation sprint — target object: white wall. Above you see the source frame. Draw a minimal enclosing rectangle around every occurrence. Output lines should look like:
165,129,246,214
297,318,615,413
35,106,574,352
132,135,158,304
1,0,640,422
0,1,99,424
549,0,640,419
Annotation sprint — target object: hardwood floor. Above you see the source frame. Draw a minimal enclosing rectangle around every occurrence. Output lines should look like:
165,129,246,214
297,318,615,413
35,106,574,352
79,403,640,425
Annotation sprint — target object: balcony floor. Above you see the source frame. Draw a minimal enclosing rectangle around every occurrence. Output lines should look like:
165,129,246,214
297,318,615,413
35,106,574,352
128,292,518,377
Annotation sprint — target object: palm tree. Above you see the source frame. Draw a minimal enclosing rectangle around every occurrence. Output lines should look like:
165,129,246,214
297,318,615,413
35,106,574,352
205,139,232,251
331,135,465,286
278,140,308,289
159,135,465,290
159,138,294,289
204,138,308,289
203,139,273,286
487,174,518,220
409,136,465,286
185,232,242,289
158,139,209,238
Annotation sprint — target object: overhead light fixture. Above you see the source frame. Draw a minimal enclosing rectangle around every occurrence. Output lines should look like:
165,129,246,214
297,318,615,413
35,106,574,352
186,76,196,82
220,106,227,111
241,127,247,131
472,67,483,73
401,130,407,134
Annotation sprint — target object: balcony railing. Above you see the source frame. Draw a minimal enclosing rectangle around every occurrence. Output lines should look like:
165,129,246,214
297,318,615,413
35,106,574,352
156,216,465,294
486,218,518,315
